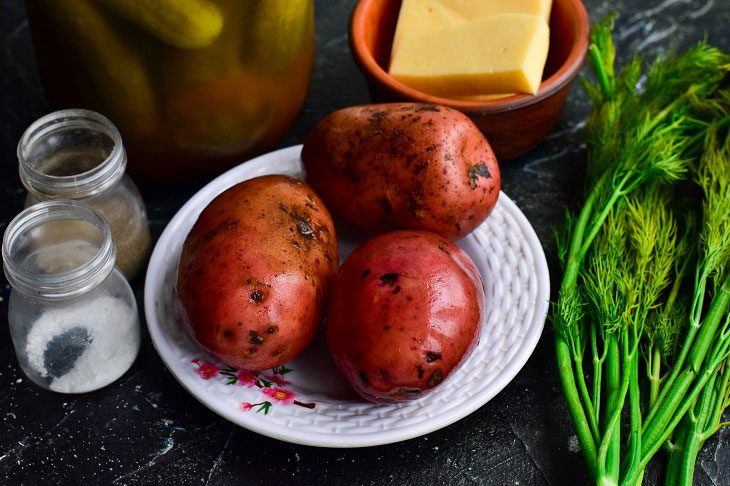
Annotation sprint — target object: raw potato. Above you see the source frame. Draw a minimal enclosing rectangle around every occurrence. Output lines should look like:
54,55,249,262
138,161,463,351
302,103,500,240
177,175,338,371
326,231,484,403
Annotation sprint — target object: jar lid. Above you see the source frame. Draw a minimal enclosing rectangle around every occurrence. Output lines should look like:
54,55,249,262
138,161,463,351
2,200,117,300
17,109,127,198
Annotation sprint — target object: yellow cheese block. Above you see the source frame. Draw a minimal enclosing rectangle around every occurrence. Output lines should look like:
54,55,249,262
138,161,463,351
390,14,550,97
391,0,553,57
391,0,463,57
447,0,552,22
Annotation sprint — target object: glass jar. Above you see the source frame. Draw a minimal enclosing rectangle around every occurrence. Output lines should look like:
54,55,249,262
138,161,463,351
25,0,315,179
18,109,151,279
2,200,141,393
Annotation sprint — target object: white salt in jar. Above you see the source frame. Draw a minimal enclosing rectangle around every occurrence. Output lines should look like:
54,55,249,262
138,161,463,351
2,200,140,393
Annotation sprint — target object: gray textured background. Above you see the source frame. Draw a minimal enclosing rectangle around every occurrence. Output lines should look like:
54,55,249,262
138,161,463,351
1,0,729,484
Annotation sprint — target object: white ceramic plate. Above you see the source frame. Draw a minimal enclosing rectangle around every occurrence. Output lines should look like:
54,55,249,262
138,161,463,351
144,145,550,448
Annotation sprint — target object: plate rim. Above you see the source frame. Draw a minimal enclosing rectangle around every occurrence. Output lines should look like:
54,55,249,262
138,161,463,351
143,144,550,448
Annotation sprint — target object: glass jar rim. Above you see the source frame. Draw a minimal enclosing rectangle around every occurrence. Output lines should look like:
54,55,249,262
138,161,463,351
17,109,126,198
2,200,117,300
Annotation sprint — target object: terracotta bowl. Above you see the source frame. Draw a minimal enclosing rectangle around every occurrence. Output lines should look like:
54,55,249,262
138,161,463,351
349,0,590,161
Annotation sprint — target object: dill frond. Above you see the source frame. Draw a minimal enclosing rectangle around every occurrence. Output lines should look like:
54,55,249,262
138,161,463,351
697,126,730,291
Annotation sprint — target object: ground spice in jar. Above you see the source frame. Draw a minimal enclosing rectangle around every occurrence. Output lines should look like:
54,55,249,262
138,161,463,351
18,110,151,279
89,190,151,278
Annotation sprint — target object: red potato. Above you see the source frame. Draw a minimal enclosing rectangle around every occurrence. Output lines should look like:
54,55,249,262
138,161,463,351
302,103,500,240
326,231,484,403
177,175,338,371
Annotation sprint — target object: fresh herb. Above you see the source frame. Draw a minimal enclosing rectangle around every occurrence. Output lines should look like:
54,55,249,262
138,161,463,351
553,13,730,486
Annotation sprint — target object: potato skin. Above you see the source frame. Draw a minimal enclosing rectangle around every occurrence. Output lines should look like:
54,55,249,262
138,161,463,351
326,231,484,403
302,103,500,240
177,175,338,371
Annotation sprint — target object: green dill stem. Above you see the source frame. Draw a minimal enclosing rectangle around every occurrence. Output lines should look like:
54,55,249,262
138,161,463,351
703,364,730,441
646,250,686,427
601,334,621,484
574,351,601,443
639,94,689,139
642,246,708,431
673,372,717,486
642,268,711,433
639,280,730,464
567,172,603,270
555,175,605,480
559,170,631,486
589,43,614,99
598,337,631,486
688,277,730,373
649,123,730,417
555,337,598,481
651,128,729,417
649,346,662,407
665,422,688,486
640,369,696,463
666,416,696,486
676,420,702,486
634,318,730,483
655,274,730,435
592,322,606,427
701,368,723,439
653,250,691,431
623,369,707,486
621,350,642,486
578,172,633,262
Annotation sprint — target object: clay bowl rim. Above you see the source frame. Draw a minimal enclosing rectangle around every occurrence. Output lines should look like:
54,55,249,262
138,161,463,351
349,0,591,115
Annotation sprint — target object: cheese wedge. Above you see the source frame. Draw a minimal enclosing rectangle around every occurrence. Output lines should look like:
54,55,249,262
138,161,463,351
390,14,550,97
391,0,553,57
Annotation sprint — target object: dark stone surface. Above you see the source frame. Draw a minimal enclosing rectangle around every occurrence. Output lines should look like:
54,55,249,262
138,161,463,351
1,0,729,485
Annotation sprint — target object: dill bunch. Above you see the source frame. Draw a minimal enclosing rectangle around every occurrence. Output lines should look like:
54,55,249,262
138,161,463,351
552,13,730,486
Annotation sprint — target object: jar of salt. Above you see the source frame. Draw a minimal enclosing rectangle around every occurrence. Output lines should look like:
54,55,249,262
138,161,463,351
2,200,141,393
18,109,151,279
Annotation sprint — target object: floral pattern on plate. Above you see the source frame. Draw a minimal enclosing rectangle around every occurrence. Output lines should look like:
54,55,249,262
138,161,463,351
192,359,315,414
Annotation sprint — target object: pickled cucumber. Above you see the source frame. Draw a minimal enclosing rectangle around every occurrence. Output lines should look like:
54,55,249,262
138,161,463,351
160,0,260,91
42,0,158,139
248,0,314,73
93,0,224,49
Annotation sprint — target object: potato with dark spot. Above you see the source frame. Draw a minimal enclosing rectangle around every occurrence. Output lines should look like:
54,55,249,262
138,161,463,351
302,103,500,240
326,231,484,403
177,175,338,371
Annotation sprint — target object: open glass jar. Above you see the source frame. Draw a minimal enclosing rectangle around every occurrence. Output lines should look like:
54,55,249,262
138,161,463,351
18,109,151,279
2,200,141,393
25,0,315,178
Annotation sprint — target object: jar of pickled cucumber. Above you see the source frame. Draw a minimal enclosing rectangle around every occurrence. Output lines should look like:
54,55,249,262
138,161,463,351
25,0,315,179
